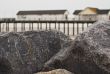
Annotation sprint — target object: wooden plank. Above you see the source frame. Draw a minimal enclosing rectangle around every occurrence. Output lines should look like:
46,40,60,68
0,20,96,23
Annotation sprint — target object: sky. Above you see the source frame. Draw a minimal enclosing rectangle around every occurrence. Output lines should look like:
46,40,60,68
0,0,110,17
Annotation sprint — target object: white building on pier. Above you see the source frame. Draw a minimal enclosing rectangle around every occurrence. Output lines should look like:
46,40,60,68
16,10,69,21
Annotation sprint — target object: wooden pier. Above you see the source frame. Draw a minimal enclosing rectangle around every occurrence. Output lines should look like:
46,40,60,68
0,20,96,36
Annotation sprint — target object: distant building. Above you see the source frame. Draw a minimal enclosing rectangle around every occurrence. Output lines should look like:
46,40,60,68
16,10,69,20
0,18,15,21
73,7,110,21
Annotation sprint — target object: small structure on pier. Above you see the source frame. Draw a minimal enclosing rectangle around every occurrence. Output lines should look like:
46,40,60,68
16,10,69,21
73,7,110,21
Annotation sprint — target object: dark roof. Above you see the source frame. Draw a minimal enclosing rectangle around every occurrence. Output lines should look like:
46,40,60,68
73,10,82,15
97,10,110,14
17,10,67,15
73,9,110,15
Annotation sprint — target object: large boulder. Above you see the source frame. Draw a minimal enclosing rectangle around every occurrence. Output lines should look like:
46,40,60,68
0,30,72,74
42,21,110,74
35,69,73,74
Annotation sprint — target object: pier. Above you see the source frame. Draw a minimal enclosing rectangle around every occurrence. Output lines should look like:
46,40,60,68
0,20,95,36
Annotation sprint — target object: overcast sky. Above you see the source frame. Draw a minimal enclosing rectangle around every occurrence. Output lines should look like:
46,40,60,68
0,0,110,17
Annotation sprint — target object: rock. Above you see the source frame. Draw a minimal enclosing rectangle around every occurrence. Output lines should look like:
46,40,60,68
0,30,72,74
42,21,110,74
35,69,73,74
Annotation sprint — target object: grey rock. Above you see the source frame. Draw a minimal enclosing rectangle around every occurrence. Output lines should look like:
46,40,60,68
0,30,72,74
42,21,110,74
35,69,73,74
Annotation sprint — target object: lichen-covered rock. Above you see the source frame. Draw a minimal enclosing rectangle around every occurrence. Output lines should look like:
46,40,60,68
0,30,72,74
43,21,110,74
35,69,73,74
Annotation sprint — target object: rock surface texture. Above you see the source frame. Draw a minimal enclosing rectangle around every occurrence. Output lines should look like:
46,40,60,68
43,21,110,74
35,69,73,74
0,30,72,74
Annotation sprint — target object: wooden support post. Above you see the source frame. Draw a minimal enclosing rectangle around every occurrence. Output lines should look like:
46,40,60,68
40,23,42,30
21,23,22,32
21,23,23,32
32,23,33,31
6,23,9,32
64,23,65,34
77,23,79,34
6,23,7,32
55,22,56,30
46,22,47,30
49,23,51,30
0,23,1,32
37,23,39,30
73,23,75,36
87,23,89,27
15,23,17,32
58,23,60,31
29,23,31,31
13,23,15,32
82,23,84,31
22,23,25,32
67,23,69,36
8,23,9,32
14,23,17,32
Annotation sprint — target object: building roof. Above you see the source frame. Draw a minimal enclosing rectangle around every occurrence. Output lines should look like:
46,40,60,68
17,10,67,15
97,10,110,14
73,10,82,15
73,7,110,15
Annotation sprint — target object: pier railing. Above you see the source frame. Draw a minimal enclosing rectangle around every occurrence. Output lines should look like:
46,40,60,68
0,20,96,36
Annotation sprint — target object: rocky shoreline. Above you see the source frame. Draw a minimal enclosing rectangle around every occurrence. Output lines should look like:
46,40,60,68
0,21,110,74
